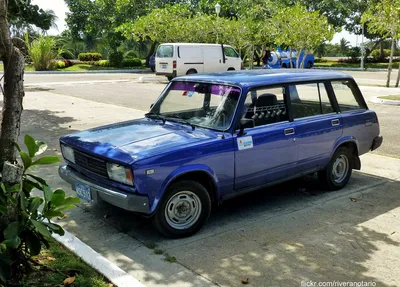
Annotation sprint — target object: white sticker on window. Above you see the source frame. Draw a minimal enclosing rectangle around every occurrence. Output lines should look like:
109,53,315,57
237,136,253,150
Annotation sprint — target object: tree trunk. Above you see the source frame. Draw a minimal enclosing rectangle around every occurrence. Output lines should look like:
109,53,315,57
145,40,156,67
289,48,293,68
380,41,385,61
396,60,400,87
0,0,25,165
386,37,395,88
300,49,307,69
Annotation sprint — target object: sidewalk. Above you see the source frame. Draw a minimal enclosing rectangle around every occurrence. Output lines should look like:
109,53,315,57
21,90,400,287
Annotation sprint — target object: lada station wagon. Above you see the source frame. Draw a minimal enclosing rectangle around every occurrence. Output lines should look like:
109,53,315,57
59,70,382,238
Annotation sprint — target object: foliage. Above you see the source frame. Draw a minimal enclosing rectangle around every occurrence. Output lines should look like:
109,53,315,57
25,35,62,71
346,46,361,60
109,50,124,67
314,58,328,63
96,60,110,67
0,135,79,284
124,50,138,59
54,61,66,69
78,52,103,61
370,49,391,59
273,3,334,68
122,58,142,67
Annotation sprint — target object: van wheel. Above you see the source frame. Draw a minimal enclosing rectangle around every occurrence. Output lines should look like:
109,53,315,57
227,67,235,71
186,69,197,75
167,76,173,81
282,63,287,68
152,180,211,238
319,147,353,191
306,61,313,69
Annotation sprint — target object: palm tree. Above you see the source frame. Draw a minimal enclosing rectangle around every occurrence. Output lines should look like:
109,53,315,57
339,38,350,55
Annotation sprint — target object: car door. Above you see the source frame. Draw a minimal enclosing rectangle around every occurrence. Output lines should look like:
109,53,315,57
223,46,241,70
289,82,343,172
234,86,298,190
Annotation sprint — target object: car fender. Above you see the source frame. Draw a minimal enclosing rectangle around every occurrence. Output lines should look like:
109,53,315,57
331,137,361,170
150,164,220,213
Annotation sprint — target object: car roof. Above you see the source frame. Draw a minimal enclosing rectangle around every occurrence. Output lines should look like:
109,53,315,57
173,70,354,88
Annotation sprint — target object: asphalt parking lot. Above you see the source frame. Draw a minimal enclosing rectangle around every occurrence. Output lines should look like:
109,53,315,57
12,71,400,286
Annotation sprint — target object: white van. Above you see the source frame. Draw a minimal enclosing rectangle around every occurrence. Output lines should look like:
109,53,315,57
155,43,243,80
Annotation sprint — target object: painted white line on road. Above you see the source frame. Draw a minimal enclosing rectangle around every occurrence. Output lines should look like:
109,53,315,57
53,229,146,287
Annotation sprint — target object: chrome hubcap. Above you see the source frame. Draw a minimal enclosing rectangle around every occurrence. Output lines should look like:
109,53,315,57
165,191,202,230
332,155,349,184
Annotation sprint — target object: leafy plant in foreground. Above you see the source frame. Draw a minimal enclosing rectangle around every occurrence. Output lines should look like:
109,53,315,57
0,135,80,284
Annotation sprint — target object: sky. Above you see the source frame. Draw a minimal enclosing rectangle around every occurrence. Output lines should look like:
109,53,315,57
32,0,360,47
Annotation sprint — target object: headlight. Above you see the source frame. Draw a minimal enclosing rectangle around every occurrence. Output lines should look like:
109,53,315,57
106,163,134,186
61,145,75,163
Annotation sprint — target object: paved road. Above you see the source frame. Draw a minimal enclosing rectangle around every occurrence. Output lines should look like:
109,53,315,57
20,90,400,287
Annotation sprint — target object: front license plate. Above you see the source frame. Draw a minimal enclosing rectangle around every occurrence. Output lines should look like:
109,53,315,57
75,183,92,202
162,64,167,69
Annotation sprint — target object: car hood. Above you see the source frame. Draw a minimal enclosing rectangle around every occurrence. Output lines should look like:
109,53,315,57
60,118,215,164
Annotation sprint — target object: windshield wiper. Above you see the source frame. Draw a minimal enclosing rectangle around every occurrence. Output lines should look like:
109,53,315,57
145,112,165,124
164,114,195,130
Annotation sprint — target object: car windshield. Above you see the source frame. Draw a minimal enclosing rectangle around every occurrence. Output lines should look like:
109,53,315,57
149,81,241,131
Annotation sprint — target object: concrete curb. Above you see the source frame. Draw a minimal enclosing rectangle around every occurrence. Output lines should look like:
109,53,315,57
53,229,145,287
138,76,168,83
313,67,395,72
23,69,152,74
370,96,400,106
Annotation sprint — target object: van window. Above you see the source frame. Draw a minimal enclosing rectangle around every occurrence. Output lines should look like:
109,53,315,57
224,47,239,58
156,45,173,58
331,80,366,111
290,83,335,119
242,86,288,127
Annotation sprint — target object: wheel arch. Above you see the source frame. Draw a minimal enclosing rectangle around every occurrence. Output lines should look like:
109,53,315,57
152,165,219,213
332,138,361,170
227,67,235,71
186,68,198,75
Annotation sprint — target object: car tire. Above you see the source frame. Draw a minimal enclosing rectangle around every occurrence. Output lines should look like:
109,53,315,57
186,69,197,75
151,67,155,72
167,76,173,81
152,180,211,238
319,147,353,191
306,61,313,69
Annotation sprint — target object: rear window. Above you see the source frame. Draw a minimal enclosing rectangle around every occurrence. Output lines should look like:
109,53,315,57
331,80,366,111
156,45,173,58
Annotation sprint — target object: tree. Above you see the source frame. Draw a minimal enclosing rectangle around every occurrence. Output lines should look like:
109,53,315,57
0,0,25,165
339,38,350,55
362,0,400,87
273,3,334,68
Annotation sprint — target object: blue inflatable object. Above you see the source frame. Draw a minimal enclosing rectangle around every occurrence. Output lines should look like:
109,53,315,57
267,47,314,69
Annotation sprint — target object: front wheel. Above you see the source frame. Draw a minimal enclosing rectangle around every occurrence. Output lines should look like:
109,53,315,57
152,180,211,238
319,147,353,191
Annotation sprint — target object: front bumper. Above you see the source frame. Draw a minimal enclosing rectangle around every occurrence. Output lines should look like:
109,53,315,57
371,135,383,151
59,164,150,214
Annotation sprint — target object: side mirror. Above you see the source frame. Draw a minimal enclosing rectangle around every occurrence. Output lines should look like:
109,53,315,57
238,118,254,136
150,103,154,109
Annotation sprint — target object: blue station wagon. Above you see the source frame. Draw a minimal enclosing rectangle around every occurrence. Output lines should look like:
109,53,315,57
59,70,382,238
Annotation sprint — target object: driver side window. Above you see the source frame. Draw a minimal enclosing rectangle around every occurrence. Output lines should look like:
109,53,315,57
242,86,289,127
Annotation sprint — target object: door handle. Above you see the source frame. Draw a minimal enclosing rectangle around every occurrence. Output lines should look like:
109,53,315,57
331,119,340,126
365,121,372,127
284,128,295,135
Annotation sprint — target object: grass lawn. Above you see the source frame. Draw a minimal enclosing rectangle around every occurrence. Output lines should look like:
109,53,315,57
21,239,111,287
314,62,399,69
378,95,400,100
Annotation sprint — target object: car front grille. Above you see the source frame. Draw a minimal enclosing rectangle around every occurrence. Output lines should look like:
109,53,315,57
74,150,108,178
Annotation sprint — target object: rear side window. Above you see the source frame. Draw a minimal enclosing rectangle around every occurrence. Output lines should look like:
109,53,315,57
156,45,173,58
289,83,335,119
242,86,289,127
331,80,365,111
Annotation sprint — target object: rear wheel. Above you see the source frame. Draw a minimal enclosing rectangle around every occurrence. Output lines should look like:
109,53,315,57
152,180,211,238
306,61,313,69
186,69,197,75
167,76,173,81
319,147,353,191
227,67,235,71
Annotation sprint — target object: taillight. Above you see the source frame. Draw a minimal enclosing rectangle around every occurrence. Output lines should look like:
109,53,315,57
173,60,177,69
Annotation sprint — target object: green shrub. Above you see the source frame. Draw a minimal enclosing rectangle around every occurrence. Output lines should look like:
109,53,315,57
109,50,124,67
78,52,102,61
370,49,391,59
54,60,66,69
25,35,58,71
124,50,138,59
122,58,142,67
0,135,79,284
60,50,74,60
97,60,110,67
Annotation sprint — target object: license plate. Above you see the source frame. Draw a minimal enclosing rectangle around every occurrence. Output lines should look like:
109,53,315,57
162,64,167,69
75,183,92,202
